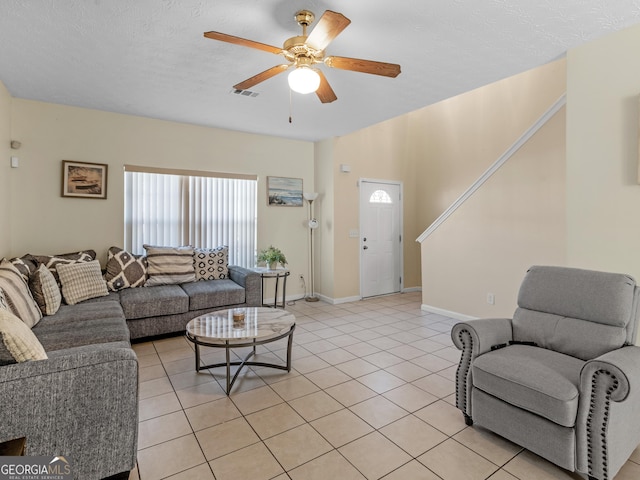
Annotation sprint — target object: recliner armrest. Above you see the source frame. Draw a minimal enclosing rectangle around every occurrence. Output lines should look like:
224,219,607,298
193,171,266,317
451,318,514,357
577,345,640,480
451,318,513,420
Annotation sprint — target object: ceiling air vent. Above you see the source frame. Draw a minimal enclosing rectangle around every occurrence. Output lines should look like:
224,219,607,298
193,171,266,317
230,89,259,98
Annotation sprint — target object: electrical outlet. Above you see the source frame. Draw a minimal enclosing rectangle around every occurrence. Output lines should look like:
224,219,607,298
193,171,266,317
487,293,495,305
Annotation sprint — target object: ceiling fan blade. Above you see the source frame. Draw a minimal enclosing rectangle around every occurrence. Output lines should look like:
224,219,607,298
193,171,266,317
305,10,351,51
325,56,401,78
233,64,290,90
204,31,283,55
316,70,337,103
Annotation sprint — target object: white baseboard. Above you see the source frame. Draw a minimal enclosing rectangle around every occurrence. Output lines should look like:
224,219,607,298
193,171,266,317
421,304,477,321
317,294,361,305
402,287,422,293
263,293,305,306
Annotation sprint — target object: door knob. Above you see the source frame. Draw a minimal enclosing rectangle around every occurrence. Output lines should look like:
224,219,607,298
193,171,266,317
363,246,368,250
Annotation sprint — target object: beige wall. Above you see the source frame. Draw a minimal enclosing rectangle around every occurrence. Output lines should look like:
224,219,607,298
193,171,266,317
8,99,314,298
417,60,567,317
567,23,640,281
314,139,335,299
330,114,420,300
0,81,10,255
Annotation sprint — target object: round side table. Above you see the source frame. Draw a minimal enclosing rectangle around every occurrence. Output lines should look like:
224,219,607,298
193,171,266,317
252,267,290,308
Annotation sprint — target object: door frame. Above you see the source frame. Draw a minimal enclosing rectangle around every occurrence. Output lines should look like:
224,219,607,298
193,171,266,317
358,178,404,299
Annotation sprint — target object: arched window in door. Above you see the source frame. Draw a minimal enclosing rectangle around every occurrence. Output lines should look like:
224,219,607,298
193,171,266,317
369,189,392,204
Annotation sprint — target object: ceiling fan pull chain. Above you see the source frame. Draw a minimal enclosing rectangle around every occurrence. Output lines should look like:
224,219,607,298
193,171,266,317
289,88,293,124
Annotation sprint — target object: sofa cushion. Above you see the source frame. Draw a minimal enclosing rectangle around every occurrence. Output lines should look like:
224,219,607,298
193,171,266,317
180,279,245,311
472,345,583,427
29,264,62,316
57,260,109,305
41,299,125,327
0,258,43,328
144,245,195,286
194,246,229,281
34,316,130,352
0,309,48,365
105,246,148,291
119,284,189,319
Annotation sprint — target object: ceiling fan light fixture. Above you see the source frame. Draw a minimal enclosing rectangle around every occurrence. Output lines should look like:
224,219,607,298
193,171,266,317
288,66,321,94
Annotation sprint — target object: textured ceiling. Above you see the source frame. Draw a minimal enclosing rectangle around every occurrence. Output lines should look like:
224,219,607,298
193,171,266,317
1,0,640,142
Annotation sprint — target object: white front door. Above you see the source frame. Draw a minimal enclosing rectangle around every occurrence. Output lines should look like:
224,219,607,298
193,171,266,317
360,180,402,298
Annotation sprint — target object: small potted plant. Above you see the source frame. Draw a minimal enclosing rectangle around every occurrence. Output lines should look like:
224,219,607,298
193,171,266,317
257,245,288,270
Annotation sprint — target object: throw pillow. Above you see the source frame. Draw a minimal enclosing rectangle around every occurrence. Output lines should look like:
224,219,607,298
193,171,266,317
57,260,109,305
0,309,48,365
0,288,8,310
0,258,43,328
29,264,62,316
32,250,97,284
194,246,229,281
144,245,195,286
104,246,148,291
9,255,38,283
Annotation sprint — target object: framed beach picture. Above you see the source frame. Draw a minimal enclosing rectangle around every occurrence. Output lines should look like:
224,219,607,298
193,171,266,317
61,160,108,199
267,176,303,206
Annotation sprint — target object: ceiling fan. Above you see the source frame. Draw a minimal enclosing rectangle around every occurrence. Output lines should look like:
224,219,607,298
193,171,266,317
204,9,401,103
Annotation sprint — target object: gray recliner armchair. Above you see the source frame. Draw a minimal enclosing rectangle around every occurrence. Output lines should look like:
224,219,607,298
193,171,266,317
452,266,640,480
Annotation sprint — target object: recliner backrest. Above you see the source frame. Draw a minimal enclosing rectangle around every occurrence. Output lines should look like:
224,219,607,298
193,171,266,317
512,266,639,360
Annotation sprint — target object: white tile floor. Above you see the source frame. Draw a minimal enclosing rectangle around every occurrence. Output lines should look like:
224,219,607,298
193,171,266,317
129,292,640,480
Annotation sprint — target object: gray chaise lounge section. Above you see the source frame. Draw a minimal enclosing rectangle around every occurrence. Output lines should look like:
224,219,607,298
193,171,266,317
0,265,261,480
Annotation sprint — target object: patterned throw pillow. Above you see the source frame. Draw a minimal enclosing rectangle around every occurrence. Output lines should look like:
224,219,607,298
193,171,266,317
9,255,38,283
194,246,229,281
0,309,48,365
0,259,43,328
29,264,62,316
104,247,148,291
32,250,97,285
144,245,195,286
57,260,109,305
0,288,8,310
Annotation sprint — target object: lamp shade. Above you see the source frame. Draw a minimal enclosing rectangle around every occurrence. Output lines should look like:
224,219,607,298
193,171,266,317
288,67,321,94
303,192,319,202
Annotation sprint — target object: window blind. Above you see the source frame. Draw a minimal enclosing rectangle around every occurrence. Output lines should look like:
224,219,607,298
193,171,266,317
124,168,257,268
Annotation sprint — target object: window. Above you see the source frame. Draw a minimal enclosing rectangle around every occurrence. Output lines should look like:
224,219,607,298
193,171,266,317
369,189,392,204
124,166,257,268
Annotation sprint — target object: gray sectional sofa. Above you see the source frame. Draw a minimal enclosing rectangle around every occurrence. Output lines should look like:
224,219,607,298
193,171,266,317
0,263,261,480
122,265,261,339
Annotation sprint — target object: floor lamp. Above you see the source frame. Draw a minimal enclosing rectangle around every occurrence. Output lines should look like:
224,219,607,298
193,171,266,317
303,192,319,302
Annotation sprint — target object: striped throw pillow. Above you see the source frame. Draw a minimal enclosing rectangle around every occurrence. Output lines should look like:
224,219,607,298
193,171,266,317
57,260,109,305
144,245,195,286
29,264,62,315
0,258,43,328
0,288,9,310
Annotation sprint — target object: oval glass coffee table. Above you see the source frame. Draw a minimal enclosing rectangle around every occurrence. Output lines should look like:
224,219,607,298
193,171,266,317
185,307,296,395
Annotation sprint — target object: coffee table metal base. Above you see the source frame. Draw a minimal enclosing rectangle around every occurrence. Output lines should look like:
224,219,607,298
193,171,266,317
186,325,295,395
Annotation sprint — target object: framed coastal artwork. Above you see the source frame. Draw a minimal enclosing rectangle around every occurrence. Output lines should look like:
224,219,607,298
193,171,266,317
267,176,303,206
61,160,108,199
